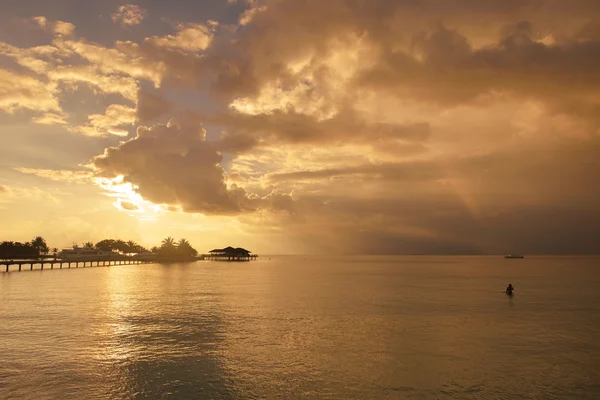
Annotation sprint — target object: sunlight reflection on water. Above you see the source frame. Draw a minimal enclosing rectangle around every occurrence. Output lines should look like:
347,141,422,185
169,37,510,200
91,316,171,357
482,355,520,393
1,256,600,399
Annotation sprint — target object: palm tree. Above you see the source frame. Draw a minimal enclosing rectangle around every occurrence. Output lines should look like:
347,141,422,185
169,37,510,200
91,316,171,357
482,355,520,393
162,237,176,247
159,237,177,257
30,236,49,256
83,242,95,249
176,238,198,258
177,238,190,248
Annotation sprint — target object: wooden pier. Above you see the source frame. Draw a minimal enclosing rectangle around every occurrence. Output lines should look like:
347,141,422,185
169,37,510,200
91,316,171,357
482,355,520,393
2,257,156,272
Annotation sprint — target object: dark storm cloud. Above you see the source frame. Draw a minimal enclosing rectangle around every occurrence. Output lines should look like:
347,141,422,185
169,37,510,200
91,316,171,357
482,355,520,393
261,136,600,254
358,22,600,110
92,118,252,214
92,117,294,214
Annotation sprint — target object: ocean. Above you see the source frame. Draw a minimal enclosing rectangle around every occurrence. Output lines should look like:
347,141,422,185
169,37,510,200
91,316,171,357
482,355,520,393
1,255,599,399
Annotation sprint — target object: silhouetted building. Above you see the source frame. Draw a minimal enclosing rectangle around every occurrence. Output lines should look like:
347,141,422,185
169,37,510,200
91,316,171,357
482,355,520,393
207,246,256,261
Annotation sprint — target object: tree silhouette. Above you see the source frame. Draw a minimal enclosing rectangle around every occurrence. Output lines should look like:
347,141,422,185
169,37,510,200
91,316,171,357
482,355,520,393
95,239,115,251
0,236,195,261
159,237,177,257
113,240,127,253
176,238,198,257
31,236,49,256
162,237,176,247
0,241,37,259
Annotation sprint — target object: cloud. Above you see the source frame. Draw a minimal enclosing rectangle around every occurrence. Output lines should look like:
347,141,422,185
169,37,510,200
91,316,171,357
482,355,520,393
0,69,60,114
356,23,600,115
14,168,93,183
33,112,68,125
265,160,442,184
239,4,267,26
209,109,431,151
61,40,164,86
136,90,174,123
145,23,215,52
91,118,288,214
0,42,63,74
53,21,75,37
112,4,146,27
71,104,136,137
0,184,60,205
32,16,75,37
115,199,141,211
47,65,139,102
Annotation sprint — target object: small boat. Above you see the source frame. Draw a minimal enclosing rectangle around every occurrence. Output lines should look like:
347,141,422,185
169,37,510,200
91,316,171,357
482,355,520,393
504,255,524,259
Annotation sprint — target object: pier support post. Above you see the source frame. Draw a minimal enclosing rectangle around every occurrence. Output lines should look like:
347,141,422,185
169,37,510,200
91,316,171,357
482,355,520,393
41,263,44,270
5,264,7,272
51,263,53,269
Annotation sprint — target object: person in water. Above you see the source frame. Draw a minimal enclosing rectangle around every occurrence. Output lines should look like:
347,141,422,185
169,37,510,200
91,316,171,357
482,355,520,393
506,284,514,295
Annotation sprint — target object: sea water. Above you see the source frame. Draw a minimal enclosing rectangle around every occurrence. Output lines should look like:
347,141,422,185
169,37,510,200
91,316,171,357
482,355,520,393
1,255,599,399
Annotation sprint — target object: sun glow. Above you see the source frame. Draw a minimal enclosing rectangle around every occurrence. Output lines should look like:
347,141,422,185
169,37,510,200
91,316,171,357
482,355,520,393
94,175,168,219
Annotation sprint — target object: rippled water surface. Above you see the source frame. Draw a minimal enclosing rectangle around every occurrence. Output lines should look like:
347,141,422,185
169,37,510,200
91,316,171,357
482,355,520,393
1,255,600,399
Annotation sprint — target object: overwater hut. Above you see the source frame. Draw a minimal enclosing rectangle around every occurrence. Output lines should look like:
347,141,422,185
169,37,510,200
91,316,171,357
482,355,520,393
207,246,256,261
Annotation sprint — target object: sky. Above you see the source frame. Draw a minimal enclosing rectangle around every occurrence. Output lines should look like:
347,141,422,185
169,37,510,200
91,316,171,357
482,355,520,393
1,0,600,254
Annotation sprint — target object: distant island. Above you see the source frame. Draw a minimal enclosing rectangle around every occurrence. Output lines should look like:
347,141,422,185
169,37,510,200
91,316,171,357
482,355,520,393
0,236,256,263
0,236,197,261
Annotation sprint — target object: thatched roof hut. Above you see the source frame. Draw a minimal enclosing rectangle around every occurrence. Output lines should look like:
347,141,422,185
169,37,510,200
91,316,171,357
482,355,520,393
208,246,252,259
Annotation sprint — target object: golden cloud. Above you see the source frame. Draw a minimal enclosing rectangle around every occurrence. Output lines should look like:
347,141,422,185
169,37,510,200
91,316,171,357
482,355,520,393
145,23,215,52
71,104,136,137
14,168,93,183
112,4,146,27
0,69,60,114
